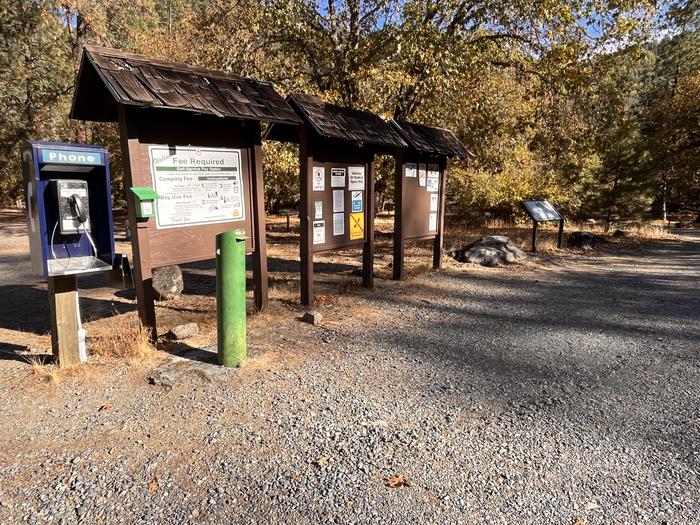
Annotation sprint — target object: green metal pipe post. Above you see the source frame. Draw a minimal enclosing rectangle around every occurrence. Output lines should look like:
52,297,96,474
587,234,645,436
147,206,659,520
216,229,247,367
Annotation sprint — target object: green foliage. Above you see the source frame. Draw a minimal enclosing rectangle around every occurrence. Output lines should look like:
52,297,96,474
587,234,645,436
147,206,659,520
0,0,697,220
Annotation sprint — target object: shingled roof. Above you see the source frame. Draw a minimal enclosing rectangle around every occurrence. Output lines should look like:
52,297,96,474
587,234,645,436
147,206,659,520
391,120,471,159
265,94,407,150
70,46,301,125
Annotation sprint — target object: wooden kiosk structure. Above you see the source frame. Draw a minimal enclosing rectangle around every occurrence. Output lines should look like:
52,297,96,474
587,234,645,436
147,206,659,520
70,46,301,338
266,94,407,306
390,121,471,280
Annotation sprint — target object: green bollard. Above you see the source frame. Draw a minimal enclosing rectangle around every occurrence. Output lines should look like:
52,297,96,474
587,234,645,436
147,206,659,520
216,229,247,367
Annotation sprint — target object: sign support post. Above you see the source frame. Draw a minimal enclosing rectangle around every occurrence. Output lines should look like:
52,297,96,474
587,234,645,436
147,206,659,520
48,275,82,366
392,148,406,281
433,157,448,269
118,106,157,340
299,124,314,307
250,121,269,312
362,157,375,289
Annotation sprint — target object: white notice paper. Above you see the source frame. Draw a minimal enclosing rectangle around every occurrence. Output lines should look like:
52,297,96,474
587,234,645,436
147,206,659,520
426,176,439,193
333,190,344,212
313,220,325,244
312,166,325,191
331,168,346,188
418,170,426,187
428,164,440,178
149,146,244,229
418,164,427,181
333,213,344,236
348,167,365,190
314,200,323,219
429,212,437,231
404,163,417,178
430,194,439,212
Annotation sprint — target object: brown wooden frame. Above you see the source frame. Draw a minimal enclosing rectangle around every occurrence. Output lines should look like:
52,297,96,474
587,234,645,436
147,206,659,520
392,150,448,281
299,124,375,306
118,106,268,339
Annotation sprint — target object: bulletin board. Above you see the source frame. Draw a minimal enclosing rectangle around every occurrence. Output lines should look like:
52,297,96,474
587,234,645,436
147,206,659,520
401,159,445,240
307,161,369,253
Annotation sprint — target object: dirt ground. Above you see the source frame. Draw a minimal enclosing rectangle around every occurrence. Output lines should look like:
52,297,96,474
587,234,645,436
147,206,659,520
0,209,697,524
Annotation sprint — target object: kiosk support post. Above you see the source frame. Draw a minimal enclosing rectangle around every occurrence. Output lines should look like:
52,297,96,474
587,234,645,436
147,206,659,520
48,275,81,367
250,122,269,312
392,149,406,281
362,157,375,289
433,157,448,269
299,125,314,307
118,106,157,341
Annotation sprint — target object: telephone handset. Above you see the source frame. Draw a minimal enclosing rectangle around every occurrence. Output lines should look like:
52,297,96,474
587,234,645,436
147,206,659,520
51,180,91,234
70,194,87,225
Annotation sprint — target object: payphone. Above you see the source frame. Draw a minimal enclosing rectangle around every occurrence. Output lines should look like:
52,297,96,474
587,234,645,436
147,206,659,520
23,141,116,277
22,141,119,366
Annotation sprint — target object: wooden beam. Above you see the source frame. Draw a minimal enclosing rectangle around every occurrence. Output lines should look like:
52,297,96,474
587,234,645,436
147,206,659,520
299,125,314,306
392,148,406,280
433,156,448,269
118,105,157,341
249,121,269,312
48,275,81,367
362,155,375,289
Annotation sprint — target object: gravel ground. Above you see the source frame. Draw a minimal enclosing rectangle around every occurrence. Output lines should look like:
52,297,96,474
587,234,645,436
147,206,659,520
0,231,698,525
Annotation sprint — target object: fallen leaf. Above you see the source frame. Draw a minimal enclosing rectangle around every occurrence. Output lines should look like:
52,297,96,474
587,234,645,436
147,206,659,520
314,456,329,466
385,474,410,488
98,403,113,411
147,481,159,492
572,519,587,525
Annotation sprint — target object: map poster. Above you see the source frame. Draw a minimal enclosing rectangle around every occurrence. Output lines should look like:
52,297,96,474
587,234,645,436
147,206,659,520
149,146,244,229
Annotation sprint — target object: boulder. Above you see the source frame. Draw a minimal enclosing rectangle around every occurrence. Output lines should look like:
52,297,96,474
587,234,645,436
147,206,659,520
450,236,527,267
567,231,608,249
165,322,198,341
302,310,323,325
152,265,184,300
611,229,628,238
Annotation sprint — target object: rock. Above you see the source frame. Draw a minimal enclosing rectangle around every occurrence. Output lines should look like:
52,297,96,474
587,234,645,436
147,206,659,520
611,229,627,238
166,323,198,341
567,231,608,249
302,311,323,325
152,265,184,300
450,236,527,267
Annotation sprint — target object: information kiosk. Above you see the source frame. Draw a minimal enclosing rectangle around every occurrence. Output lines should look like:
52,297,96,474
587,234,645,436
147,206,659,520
70,46,301,338
266,94,407,306
390,121,471,280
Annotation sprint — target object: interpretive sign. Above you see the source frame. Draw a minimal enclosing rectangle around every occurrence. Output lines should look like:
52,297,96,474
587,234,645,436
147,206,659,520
520,200,565,252
521,200,562,222
149,146,244,229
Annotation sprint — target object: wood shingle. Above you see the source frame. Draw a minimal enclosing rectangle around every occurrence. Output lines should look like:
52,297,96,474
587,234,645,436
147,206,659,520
70,46,301,126
265,94,407,150
391,120,472,159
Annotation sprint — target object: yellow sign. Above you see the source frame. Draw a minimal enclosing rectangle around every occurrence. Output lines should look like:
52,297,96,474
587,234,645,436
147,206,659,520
349,212,364,240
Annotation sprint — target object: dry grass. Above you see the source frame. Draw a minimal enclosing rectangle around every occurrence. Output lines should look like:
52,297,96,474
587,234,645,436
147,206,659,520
25,355,61,384
89,316,160,365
